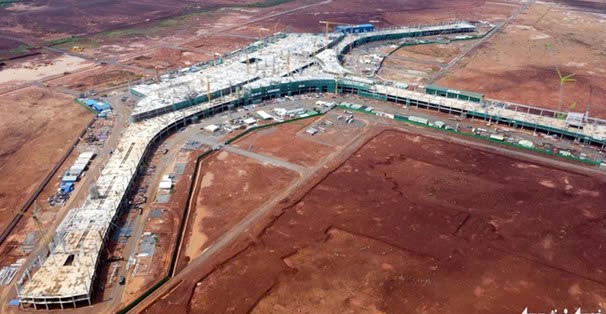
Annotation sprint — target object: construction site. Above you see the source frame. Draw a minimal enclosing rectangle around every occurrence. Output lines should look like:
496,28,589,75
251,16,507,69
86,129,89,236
0,0,605,313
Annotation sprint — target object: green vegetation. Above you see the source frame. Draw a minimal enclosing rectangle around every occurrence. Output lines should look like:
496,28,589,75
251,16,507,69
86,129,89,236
0,0,22,8
74,99,97,114
44,36,79,47
245,0,293,8
5,44,31,55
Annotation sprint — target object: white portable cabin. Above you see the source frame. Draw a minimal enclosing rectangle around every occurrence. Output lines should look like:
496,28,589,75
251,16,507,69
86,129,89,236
256,110,273,120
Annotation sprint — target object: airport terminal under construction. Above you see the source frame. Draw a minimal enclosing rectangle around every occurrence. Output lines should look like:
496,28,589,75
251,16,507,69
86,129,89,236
13,21,606,310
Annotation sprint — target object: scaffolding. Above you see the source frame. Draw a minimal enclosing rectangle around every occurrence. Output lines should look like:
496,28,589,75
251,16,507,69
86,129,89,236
18,21,606,309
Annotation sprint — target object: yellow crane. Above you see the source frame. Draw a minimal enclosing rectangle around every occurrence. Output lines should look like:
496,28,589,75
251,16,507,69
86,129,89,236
206,77,212,102
335,75,340,95
319,21,350,34
557,68,576,113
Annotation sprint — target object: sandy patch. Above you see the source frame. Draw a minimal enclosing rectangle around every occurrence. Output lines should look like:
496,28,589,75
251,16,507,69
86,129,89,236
185,205,210,259
0,55,91,84
200,172,214,188
216,151,229,160
539,180,556,188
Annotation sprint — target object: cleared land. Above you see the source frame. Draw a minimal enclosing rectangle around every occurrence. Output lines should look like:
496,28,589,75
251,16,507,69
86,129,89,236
0,0,277,46
379,41,475,84
231,118,335,167
0,87,91,234
125,48,210,71
436,2,606,117
47,65,144,92
178,151,299,269
0,53,91,88
184,129,606,313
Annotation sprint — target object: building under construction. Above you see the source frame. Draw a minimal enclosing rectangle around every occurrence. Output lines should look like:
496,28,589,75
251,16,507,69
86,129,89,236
16,21,606,309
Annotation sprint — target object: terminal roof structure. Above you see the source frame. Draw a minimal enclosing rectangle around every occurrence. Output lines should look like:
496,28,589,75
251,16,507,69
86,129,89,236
18,21,606,308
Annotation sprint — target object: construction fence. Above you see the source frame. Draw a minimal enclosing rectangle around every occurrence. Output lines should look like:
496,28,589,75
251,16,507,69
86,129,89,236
133,77,606,147
336,104,603,166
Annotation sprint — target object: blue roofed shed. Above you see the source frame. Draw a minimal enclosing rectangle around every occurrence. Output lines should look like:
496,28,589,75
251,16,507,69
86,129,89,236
335,24,374,33
84,99,112,112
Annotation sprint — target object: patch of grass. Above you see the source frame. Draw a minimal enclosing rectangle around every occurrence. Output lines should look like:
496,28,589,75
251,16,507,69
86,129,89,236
74,99,97,115
245,0,293,8
102,27,149,39
0,44,32,58
9,44,31,54
0,0,21,8
44,36,79,47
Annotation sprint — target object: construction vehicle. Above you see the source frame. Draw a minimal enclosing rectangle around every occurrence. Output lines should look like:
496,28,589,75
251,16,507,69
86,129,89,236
71,46,84,52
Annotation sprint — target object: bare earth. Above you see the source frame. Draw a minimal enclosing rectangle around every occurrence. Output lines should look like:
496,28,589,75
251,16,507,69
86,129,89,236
232,118,334,168
187,129,606,313
436,2,606,117
178,151,299,269
0,87,91,234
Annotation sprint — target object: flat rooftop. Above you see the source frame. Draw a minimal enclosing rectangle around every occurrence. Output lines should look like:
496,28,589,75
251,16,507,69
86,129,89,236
131,33,339,118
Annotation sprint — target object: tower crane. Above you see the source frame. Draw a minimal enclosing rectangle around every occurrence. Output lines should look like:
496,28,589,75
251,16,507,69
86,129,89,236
319,21,351,34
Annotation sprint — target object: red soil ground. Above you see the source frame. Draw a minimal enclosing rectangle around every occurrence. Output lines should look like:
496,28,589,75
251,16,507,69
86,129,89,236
177,151,299,270
436,2,606,117
126,48,210,71
0,0,268,44
246,0,493,34
0,87,91,233
184,129,606,313
232,118,334,167
47,65,144,91
182,35,253,57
